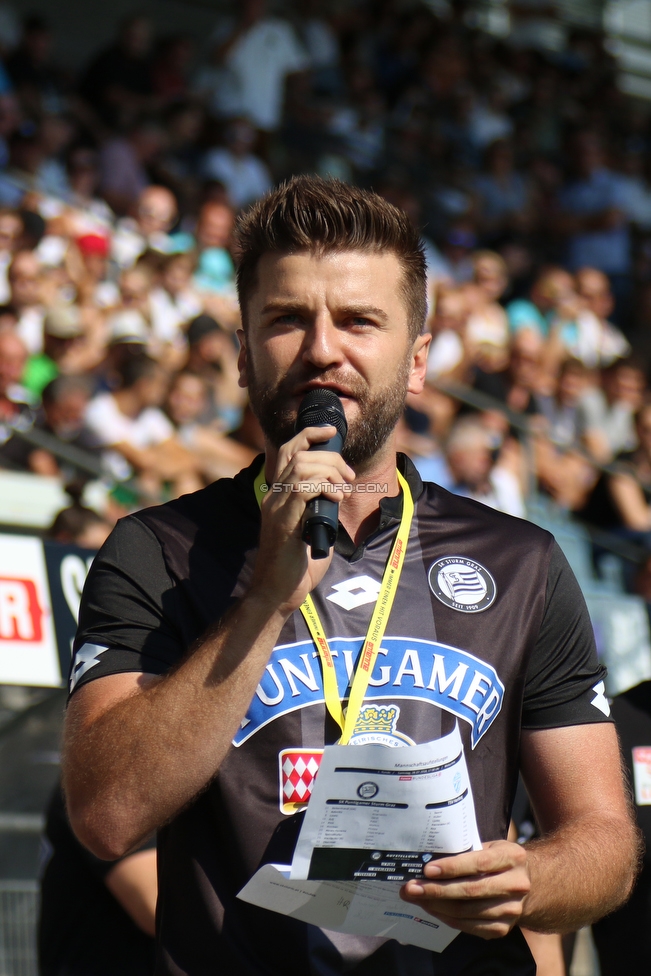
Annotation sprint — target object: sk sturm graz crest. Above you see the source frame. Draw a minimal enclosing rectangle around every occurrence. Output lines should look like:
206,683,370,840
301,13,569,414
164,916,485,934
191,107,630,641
428,556,496,613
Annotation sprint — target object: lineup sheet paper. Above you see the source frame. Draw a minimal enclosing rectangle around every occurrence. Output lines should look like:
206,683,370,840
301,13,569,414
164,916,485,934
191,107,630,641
237,725,482,952
291,723,482,882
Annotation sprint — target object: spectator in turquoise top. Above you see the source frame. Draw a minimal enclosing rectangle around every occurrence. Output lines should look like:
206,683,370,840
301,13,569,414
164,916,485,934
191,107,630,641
507,266,576,339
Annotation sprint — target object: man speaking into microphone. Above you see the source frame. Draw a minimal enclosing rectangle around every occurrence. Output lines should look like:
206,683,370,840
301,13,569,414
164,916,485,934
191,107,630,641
63,176,638,976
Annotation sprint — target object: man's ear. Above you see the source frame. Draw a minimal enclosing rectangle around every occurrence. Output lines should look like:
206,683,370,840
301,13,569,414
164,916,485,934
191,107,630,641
407,332,431,396
236,329,248,389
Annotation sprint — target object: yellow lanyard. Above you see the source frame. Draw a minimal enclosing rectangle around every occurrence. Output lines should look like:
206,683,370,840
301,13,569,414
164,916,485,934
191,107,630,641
253,463,414,745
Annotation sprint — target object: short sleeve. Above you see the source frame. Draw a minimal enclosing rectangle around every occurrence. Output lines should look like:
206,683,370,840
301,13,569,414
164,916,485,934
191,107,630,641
140,408,174,446
85,395,131,447
522,541,610,728
69,516,185,697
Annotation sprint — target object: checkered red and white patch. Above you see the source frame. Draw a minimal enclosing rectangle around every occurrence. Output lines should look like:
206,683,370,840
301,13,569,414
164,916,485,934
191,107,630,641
278,748,323,815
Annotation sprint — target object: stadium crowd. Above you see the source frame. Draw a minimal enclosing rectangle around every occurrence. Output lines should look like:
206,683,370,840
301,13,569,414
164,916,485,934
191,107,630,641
0,1,651,603
0,6,644,976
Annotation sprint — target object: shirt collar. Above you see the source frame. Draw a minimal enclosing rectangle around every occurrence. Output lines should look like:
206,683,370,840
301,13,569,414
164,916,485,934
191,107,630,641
244,452,423,563
335,453,422,562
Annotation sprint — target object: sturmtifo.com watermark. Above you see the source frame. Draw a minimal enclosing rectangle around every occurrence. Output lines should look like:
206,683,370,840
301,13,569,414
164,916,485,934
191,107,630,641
261,482,389,494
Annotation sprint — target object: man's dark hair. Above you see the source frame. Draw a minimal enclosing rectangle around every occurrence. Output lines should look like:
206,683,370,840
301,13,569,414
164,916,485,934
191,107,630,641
235,175,427,341
42,374,92,407
118,354,160,390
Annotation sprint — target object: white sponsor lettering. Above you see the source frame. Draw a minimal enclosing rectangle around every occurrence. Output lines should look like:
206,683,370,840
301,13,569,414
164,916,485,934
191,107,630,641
279,654,319,697
256,664,285,706
461,672,492,713
476,687,502,734
427,655,468,699
368,647,391,687
393,649,425,688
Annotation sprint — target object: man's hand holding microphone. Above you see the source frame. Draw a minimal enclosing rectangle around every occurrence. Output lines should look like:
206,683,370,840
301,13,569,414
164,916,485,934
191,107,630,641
251,390,354,619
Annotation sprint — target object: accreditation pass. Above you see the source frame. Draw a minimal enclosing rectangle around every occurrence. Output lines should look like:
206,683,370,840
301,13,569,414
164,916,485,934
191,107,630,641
290,723,482,883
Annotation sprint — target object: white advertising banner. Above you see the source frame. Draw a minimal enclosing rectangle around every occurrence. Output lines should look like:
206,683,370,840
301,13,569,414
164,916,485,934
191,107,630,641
0,533,61,686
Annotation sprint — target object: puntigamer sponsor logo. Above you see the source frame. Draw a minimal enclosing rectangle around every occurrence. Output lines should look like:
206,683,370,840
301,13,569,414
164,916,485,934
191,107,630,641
233,636,504,749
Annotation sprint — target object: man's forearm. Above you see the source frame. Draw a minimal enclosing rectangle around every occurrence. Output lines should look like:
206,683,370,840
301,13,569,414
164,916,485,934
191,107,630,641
521,813,642,932
63,592,288,860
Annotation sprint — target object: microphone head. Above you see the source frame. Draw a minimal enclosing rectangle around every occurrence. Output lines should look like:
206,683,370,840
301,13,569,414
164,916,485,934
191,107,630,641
295,389,347,442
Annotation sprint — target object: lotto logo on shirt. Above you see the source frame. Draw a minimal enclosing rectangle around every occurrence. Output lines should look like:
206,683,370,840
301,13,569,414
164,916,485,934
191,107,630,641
0,578,42,642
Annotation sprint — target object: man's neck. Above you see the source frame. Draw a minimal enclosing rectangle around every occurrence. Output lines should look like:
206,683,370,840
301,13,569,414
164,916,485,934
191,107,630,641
264,441,400,547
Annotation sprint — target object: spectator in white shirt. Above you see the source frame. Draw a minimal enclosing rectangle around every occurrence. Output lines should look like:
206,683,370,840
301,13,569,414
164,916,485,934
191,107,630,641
201,0,309,132
85,354,201,498
202,120,272,210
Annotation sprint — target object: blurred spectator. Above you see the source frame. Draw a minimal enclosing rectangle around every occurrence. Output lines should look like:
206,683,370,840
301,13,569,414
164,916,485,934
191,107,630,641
474,140,532,241
72,233,119,308
0,329,32,462
445,415,525,517
48,505,111,548
6,15,67,116
533,358,598,510
425,286,470,382
155,101,204,211
202,119,271,210
37,114,75,199
111,185,177,269
0,127,46,206
506,266,574,339
580,357,646,464
80,15,154,129
22,304,84,397
84,353,201,497
556,131,631,317
65,146,115,231
9,249,44,354
151,34,193,103
149,252,201,348
0,207,22,300
192,200,237,301
199,0,308,132
465,251,510,370
586,402,651,545
185,313,246,431
98,119,167,217
1,373,100,482
474,328,546,416
574,267,630,365
166,370,254,479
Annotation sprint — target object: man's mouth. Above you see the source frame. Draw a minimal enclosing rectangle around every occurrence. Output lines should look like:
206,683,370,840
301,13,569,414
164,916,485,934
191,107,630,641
292,382,356,401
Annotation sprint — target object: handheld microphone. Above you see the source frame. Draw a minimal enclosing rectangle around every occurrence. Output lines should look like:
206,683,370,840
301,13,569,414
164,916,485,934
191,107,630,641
295,389,348,559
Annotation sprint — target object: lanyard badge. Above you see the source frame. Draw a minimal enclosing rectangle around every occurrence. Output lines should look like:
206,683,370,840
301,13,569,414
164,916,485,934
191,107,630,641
254,463,414,744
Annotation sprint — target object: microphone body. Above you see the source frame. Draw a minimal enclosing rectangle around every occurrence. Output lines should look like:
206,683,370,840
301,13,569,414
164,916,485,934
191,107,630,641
294,390,348,559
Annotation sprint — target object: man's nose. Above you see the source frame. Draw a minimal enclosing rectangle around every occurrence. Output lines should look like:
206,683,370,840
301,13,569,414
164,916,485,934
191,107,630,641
301,318,344,370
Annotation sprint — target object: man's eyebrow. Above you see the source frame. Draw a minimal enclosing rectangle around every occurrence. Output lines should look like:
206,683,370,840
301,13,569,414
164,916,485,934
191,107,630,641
339,305,389,322
260,299,307,315
259,300,389,322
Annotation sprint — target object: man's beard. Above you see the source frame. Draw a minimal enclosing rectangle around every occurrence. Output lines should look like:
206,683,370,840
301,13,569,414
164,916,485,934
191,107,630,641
247,364,411,471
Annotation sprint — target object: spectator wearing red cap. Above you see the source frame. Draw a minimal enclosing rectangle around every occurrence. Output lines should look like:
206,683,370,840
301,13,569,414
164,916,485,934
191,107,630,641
72,233,119,309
